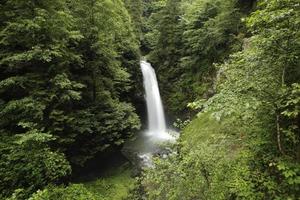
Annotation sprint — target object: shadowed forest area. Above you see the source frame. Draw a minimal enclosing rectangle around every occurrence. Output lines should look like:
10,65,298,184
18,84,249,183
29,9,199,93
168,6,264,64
0,0,299,199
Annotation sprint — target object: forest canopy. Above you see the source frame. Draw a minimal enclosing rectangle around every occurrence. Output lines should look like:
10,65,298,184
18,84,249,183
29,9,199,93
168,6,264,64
0,0,299,199
0,0,141,198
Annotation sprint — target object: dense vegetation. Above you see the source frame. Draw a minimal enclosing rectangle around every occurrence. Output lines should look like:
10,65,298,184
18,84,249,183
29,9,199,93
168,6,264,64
1,0,299,199
136,0,300,199
0,0,140,199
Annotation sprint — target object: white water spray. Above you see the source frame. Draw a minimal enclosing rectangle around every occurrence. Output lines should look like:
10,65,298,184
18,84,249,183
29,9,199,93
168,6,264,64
141,60,173,141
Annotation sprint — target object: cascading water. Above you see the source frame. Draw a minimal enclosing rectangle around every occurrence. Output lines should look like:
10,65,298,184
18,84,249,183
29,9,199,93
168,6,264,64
140,61,173,140
141,60,166,132
122,60,176,168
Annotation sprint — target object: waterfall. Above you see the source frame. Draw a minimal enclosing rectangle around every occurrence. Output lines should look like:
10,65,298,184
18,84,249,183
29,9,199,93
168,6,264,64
141,61,166,132
122,60,176,168
140,60,173,140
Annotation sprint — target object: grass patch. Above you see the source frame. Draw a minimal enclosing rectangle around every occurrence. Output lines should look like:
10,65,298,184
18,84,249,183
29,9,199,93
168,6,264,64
181,112,223,149
82,164,135,200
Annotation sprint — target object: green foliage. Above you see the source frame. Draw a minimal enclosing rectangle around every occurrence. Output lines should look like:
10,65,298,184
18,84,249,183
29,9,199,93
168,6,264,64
62,0,141,165
279,83,300,158
139,113,258,200
0,0,141,165
28,184,96,200
147,0,184,115
0,0,141,198
0,133,71,198
140,0,167,54
138,0,300,199
24,166,135,200
146,0,246,117
193,0,299,198
1,0,299,199
173,118,191,130
83,168,135,200
124,0,143,41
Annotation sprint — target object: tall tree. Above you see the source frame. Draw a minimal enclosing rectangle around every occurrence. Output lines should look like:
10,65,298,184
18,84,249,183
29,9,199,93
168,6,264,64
0,0,80,197
59,0,141,165
124,0,143,41
0,0,141,197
